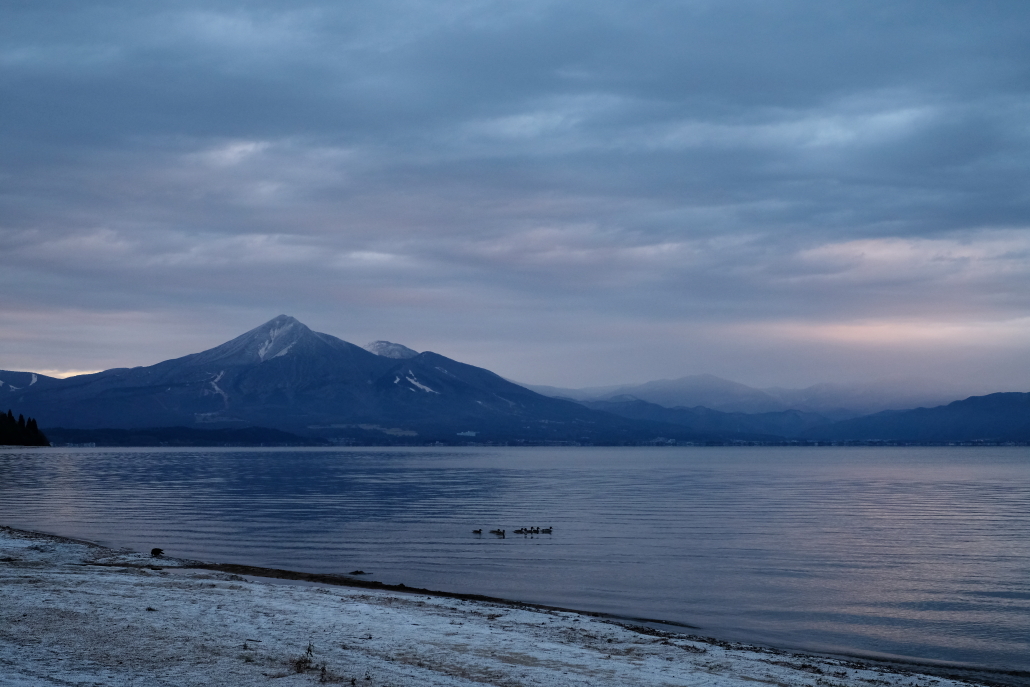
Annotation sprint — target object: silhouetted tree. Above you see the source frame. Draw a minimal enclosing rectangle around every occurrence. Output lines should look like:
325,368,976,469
0,409,50,446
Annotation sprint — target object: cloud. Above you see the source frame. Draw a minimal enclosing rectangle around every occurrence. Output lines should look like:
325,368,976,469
32,369,104,379
734,317,1030,348
794,233,1030,286
1,0,1029,390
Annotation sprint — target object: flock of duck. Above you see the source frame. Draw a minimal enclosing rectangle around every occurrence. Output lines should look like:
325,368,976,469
472,527,553,538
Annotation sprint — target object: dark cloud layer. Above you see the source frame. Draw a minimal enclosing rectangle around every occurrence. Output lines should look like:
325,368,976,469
2,1,1029,389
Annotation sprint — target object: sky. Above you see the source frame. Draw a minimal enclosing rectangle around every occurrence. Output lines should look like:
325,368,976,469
2,0,1029,391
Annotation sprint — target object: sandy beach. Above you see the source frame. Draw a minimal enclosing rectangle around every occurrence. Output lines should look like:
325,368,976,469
1,525,1019,687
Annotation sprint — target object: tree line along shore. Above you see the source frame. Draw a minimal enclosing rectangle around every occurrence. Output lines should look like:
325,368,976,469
0,409,49,446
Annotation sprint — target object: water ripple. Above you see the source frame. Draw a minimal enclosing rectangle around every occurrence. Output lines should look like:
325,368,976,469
0,445,1027,671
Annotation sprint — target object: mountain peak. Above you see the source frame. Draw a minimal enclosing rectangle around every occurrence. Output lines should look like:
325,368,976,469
254,316,304,361
190,315,315,365
364,340,419,359
265,314,302,328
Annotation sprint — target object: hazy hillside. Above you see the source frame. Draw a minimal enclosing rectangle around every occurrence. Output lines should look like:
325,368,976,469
529,375,971,419
807,393,1030,443
581,398,830,438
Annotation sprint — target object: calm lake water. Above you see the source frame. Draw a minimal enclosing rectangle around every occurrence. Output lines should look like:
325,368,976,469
1,446,1027,671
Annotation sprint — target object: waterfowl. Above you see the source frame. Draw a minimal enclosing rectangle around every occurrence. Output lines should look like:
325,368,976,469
472,529,482,534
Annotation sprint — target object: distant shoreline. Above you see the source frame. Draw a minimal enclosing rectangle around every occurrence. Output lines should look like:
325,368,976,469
7,440,1030,448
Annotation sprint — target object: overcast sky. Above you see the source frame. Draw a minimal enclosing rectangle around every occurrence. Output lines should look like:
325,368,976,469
2,0,1029,390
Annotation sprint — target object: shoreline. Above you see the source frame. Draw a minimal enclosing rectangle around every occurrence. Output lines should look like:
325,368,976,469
2,525,1026,687
162,560,1027,678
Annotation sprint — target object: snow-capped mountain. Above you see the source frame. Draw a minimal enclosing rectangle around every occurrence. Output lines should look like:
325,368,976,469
363,340,419,359
9,316,1023,444
3,316,700,444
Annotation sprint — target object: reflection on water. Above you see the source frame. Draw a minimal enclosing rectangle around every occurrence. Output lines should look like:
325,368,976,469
1,446,1027,671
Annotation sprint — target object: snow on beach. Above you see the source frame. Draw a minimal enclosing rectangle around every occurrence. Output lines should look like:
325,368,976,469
0,526,1009,687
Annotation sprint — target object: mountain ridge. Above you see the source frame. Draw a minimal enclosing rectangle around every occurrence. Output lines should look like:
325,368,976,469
806,392,1030,443
1,316,724,445
526,374,977,419
4,316,1027,445
364,341,419,359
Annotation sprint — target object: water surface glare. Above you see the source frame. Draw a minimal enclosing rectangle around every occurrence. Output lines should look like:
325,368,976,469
1,446,1027,671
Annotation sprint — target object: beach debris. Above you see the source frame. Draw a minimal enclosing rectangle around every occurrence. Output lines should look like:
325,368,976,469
150,548,164,557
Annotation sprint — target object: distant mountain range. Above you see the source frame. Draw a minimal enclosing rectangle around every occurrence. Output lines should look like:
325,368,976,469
526,374,976,420
2,315,1027,445
1,316,715,445
580,398,832,438
579,394,1030,444
807,393,1030,443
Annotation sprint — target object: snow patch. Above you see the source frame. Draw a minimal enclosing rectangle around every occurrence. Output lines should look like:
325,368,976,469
208,371,229,406
29,374,37,386
257,322,295,361
364,340,419,359
405,373,439,394
273,342,294,358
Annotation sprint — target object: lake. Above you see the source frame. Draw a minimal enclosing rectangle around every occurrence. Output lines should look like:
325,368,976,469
0,445,1027,671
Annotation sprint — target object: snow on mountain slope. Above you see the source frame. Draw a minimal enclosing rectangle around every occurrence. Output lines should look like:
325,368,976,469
0,370,60,397
5,317,697,444
364,340,419,359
